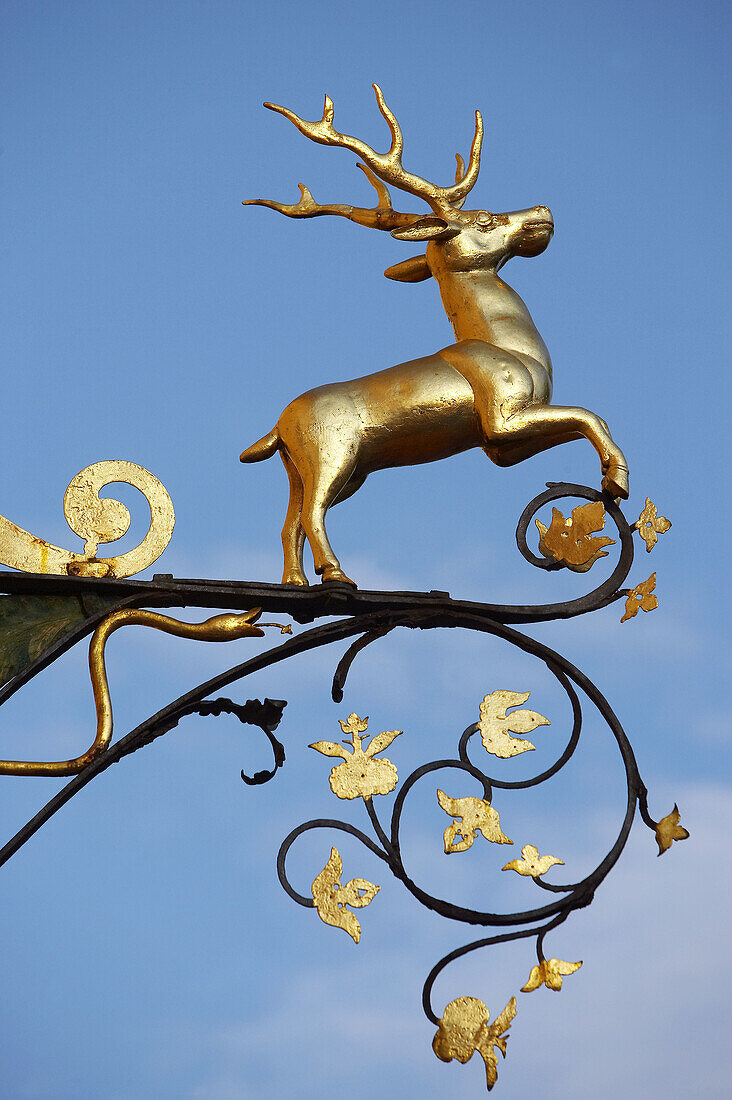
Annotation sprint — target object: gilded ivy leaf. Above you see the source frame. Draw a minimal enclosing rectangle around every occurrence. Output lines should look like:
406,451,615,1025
478,690,550,758
308,740,350,759
502,844,564,876
654,804,689,855
311,847,379,943
437,789,512,853
521,958,582,992
433,995,517,1090
535,501,615,572
635,498,672,552
364,728,401,757
0,593,119,688
621,573,658,622
310,714,400,800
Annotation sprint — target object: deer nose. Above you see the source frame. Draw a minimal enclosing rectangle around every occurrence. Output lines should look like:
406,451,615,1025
533,205,553,224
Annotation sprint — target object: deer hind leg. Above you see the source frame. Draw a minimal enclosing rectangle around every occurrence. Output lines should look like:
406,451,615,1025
299,452,359,586
487,404,629,498
279,450,307,586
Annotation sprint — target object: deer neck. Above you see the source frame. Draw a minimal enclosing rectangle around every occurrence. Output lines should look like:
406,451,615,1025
432,266,552,370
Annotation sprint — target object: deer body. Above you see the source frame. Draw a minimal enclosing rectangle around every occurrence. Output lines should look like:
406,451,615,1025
242,88,628,586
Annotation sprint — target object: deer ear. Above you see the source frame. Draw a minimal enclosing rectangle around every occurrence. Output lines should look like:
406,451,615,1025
384,255,432,282
390,217,460,243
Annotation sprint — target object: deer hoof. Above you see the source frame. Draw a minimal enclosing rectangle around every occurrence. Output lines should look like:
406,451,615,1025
602,463,629,500
321,566,357,586
282,572,309,587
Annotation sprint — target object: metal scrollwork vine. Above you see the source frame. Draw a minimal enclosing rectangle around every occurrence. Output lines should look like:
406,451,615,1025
0,483,682,1091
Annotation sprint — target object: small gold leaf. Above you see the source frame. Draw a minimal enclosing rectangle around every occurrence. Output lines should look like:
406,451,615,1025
433,995,517,1090
308,740,349,759
437,789,512,853
478,690,550,758
634,498,672,552
502,844,564,876
311,847,380,943
521,958,582,993
536,500,615,572
621,573,658,622
654,803,689,855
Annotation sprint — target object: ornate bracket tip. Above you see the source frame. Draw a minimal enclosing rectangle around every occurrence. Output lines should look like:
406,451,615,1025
653,804,689,856
311,847,379,942
535,500,615,572
433,995,517,1091
0,460,175,579
634,498,671,552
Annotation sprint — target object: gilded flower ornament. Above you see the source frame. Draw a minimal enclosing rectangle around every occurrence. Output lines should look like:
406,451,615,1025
432,995,517,1091
310,712,401,799
311,847,379,943
521,958,582,992
621,573,658,622
654,804,689,855
437,789,512,853
634,498,671,552
502,844,564,877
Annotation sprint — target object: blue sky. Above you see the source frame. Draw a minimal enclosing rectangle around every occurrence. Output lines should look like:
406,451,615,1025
0,1,729,1097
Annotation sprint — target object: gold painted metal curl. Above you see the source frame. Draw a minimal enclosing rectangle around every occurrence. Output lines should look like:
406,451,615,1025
0,460,175,578
0,606,290,777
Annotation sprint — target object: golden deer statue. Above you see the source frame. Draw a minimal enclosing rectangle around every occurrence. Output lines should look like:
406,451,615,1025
241,86,629,586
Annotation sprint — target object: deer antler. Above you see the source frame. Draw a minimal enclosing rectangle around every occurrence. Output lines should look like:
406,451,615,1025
243,161,416,231
248,85,483,222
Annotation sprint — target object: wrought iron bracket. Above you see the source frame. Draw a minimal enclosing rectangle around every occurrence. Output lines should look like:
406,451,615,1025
0,482,681,1091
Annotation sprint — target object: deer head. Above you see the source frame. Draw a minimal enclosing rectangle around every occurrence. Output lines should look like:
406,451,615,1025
244,85,553,282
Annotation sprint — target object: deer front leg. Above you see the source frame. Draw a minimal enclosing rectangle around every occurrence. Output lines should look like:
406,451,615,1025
490,404,629,498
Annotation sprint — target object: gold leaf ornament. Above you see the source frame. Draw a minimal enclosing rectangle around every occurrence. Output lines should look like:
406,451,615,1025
654,804,689,855
478,690,550,758
535,500,615,572
437,790,512,852
521,958,582,992
311,847,379,943
502,844,564,876
310,713,401,799
621,573,658,622
634,498,671,552
433,995,517,1091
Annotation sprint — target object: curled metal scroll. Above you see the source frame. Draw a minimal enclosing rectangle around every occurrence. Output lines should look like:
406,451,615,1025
0,460,175,578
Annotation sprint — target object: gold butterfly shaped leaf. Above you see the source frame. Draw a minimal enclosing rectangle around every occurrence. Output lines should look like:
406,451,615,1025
310,712,401,800
478,690,550,758
311,847,379,943
437,790,512,853
521,958,582,992
654,804,689,855
535,500,615,572
433,995,517,1091
502,844,564,876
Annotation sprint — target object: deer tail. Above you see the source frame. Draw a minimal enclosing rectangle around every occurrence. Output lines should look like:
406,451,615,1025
240,427,280,463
